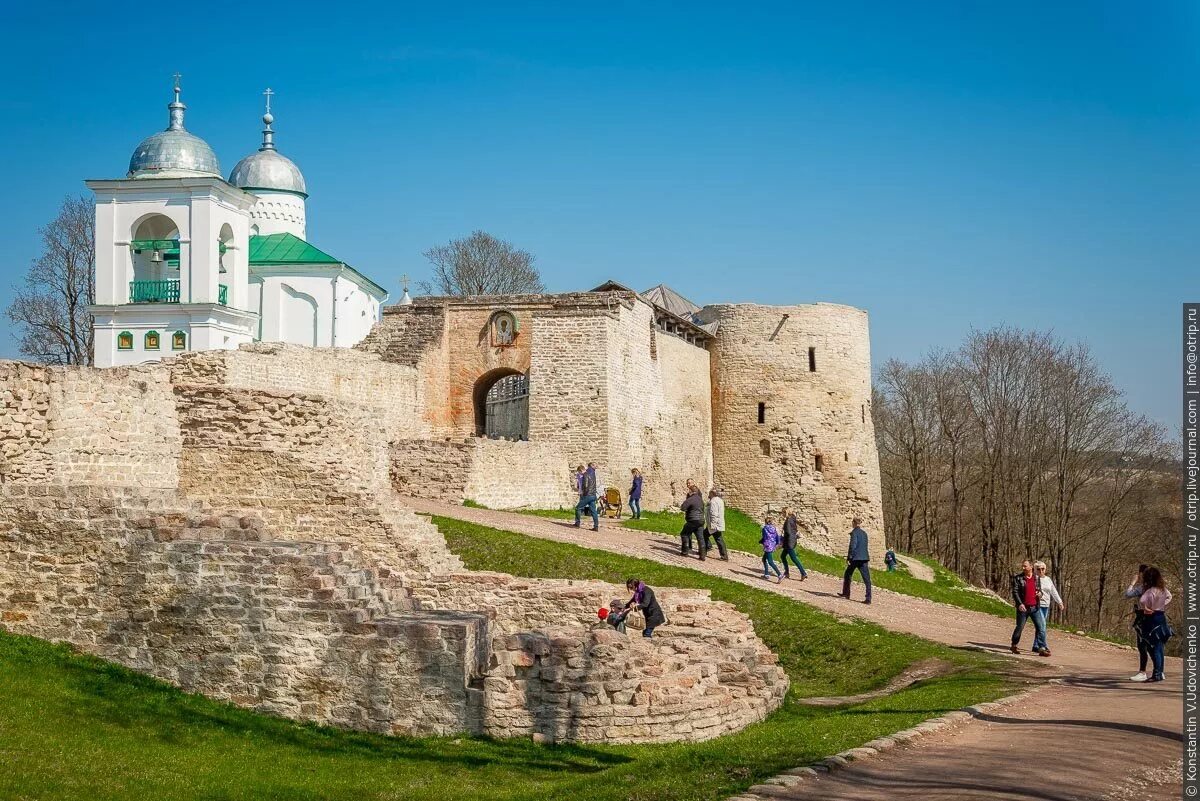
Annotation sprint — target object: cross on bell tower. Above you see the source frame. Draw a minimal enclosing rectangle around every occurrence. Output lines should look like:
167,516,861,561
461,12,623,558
399,273,413,305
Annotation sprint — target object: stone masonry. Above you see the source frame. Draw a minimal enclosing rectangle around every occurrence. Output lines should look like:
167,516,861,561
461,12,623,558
0,343,787,743
360,287,883,549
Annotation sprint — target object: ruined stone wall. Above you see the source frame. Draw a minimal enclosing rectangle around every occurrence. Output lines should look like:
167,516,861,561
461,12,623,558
357,303,453,435
0,362,180,487
390,438,575,510
172,343,427,438
698,303,884,556
0,345,786,744
408,572,787,743
0,485,486,736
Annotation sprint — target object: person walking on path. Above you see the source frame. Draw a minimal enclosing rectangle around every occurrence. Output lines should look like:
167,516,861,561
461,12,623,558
625,578,666,638
1134,566,1173,683
1126,564,1151,681
573,463,599,531
1010,559,1048,656
1033,561,1065,656
779,507,807,580
628,469,643,520
703,488,729,561
679,479,706,558
760,516,783,583
884,548,898,572
839,517,872,604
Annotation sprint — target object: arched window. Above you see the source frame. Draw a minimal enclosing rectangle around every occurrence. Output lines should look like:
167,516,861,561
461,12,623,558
490,311,518,346
144,330,160,350
117,331,133,350
172,331,187,350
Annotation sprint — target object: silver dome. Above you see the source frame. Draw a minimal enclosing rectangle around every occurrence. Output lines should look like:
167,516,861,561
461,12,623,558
229,93,308,196
128,79,220,178
229,148,307,196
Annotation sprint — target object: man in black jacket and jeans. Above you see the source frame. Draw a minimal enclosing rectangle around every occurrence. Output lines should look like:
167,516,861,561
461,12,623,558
839,517,872,604
679,479,706,558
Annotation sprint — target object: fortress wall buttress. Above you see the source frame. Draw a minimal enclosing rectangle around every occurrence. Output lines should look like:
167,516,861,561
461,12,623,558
604,301,713,509
699,303,884,555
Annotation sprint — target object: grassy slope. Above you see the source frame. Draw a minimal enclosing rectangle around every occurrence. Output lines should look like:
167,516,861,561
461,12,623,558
0,518,1013,801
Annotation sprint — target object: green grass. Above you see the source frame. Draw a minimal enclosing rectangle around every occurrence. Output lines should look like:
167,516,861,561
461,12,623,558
0,518,1015,801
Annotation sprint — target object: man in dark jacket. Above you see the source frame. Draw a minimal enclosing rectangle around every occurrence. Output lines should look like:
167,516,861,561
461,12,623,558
573,463,599,531
679,479,706,558
625,578,666,638
1010,559,1047,655
839,517,872,604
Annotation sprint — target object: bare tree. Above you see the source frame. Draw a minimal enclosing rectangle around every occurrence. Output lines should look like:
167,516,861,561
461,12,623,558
419,231,544,296
875,325,1176,643
6,195,95,365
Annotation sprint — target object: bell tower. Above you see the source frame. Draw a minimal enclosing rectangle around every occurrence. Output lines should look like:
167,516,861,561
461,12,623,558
88,76,259,367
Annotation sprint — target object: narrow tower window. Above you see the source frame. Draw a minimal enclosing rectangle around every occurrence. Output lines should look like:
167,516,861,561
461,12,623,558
760,439,771,456
808,347,817,372
861,404,866,423
814,454,824,473
757,402,766,424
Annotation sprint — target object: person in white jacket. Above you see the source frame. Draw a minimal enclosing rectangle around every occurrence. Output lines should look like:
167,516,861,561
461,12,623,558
1033,560,1065,656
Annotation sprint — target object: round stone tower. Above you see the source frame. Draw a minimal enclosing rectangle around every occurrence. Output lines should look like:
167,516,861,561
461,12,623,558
696,303,884,557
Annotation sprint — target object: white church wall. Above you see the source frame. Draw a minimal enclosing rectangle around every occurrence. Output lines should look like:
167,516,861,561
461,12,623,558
333,274,384,347
248,191,306,239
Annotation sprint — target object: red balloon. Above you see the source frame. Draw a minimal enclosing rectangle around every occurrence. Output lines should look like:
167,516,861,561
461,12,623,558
597,607,609,620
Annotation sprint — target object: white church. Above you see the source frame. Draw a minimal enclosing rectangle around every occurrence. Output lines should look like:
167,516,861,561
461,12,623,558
88,78,391,367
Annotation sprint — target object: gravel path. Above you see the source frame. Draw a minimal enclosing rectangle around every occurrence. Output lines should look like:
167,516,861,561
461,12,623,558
409,498,1183,799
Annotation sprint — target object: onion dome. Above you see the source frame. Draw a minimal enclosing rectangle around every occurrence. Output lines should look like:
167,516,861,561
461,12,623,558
228,89,307,196
127,76,221,178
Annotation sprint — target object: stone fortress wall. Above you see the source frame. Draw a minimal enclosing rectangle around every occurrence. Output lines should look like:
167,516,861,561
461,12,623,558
361,291,715,511
358,288,882,551
0,344,787,743
696,303,884,556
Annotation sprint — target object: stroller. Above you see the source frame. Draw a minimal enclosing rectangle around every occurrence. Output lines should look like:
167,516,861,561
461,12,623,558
598,487,624,519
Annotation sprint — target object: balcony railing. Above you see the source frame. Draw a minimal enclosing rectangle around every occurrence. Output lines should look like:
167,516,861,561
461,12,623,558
129,280,180,303
127,281,230,306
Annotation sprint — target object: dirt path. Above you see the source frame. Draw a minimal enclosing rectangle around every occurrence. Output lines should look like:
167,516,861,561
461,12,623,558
409,499,1183,800
895,554,935,582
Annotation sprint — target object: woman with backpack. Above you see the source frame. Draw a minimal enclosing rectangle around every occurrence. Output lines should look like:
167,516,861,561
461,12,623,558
1133,566,1172,683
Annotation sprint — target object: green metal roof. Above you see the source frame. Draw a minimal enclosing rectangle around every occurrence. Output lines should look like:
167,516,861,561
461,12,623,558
248,233,388,297
248,233,341,265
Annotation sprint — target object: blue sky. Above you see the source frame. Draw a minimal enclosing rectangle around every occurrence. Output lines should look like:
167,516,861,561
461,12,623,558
0,1,1195,427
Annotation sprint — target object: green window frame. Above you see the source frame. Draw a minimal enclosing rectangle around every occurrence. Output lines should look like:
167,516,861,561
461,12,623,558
171,331,187,350
144,330,160,350
117,331,133,350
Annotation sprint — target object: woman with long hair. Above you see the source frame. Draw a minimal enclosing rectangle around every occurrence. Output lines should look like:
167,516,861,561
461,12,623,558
1126,564,1150,681
1134,566,1172,683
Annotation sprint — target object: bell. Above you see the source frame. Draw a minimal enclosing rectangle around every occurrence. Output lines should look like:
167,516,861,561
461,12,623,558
150,250,164,264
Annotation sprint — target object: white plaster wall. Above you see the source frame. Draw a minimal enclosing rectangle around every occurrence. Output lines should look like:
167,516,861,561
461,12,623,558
248,191,306,239
253,271,383,348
